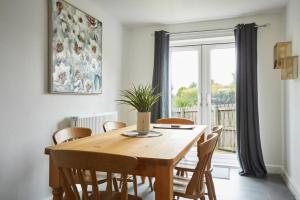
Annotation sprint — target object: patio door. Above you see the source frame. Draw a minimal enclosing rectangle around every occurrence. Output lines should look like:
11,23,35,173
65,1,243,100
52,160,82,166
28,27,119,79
170,43,237,154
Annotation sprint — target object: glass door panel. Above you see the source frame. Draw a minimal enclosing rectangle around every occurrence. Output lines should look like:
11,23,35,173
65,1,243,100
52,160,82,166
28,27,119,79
206,45,237,153
203,43,238,167
170,48,200,124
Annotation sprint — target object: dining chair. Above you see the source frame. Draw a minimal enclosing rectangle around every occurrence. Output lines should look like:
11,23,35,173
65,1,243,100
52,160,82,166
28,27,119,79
51,149,142,200
172,133,219,200
102,121,154,195
103,121,127,132
156,117,196,175
175,126,223,200
52,127,92,144
156,117,194,125
52,127,119,192
187,125,223,155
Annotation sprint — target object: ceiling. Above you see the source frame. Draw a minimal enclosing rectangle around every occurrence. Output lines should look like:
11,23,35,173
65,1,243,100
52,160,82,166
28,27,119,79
95,0,287,25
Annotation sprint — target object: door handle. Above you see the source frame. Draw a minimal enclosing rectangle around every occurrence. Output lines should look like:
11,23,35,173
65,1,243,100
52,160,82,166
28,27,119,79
206,93,211,106
199,93,202,106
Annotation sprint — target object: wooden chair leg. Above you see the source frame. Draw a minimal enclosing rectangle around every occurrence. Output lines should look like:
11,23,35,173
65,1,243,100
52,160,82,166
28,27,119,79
133,175,138,196
205,173,214,200
119,177,123,189
205,172,217,200
148,177,154,191
180,170,185,177
113,177,119,192
141,176,146,184
209,172,217,200
81,184,88,199
184,171,188,177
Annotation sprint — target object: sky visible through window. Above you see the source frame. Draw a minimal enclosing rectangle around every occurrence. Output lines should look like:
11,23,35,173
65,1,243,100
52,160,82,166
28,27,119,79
170,50,198,95
210,48,236,85
170,47,236,95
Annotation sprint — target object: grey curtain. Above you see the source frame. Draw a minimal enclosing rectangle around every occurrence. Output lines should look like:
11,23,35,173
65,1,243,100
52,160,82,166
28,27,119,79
234,23,267,178
151,30,170,123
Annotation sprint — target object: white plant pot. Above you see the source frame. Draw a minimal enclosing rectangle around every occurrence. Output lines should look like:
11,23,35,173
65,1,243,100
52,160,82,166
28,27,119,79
137,112,150,135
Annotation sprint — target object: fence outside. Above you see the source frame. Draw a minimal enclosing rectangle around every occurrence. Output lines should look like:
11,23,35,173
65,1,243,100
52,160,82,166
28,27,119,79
172,104,236,152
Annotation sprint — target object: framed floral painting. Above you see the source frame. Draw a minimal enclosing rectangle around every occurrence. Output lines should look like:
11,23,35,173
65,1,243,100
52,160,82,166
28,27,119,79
48,0,102,94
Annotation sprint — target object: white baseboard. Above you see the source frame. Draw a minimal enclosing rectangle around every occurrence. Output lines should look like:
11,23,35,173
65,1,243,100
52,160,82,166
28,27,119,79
281,168,300,200
265,164,300,200
266,164,283,174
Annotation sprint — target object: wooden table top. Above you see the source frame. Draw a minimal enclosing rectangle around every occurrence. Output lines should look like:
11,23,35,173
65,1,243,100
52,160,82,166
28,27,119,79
45,124,206,165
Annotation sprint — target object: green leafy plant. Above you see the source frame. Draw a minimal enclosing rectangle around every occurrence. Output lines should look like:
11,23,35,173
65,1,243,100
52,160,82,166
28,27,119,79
117,84,160,112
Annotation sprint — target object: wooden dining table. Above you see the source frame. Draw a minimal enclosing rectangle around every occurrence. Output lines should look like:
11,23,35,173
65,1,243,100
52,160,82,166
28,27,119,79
44,124,206,200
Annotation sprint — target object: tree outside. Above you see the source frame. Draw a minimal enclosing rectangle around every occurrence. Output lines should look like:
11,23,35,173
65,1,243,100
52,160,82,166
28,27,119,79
172,83,197,108
172,73,236,108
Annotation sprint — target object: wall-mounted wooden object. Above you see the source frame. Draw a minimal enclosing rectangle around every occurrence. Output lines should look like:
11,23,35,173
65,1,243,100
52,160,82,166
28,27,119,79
274,41,298,80
274,42,292,69
281,56,298,80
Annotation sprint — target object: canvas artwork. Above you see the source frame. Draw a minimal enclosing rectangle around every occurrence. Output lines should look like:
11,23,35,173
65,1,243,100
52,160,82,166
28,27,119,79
49,0,102,94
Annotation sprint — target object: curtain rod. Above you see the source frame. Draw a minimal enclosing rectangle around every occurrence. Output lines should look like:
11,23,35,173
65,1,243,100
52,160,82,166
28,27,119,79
164,23,270,35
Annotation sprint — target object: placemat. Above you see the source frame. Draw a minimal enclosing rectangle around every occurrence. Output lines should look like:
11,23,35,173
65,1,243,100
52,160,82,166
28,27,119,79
121,130,162,138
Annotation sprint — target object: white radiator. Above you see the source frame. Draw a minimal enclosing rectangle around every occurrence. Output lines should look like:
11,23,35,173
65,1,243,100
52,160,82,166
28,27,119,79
70,112,118,134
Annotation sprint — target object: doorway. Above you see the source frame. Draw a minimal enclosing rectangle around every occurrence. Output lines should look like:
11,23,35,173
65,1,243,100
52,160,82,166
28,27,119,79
170,39,239,170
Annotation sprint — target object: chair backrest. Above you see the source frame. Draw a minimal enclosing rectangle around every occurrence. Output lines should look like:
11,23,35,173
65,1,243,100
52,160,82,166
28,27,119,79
185,133,219,196
156,118,194,125
52,128,92,145
212,125,223,136
103,121,127,132
51,150,138,200
206,126,223,170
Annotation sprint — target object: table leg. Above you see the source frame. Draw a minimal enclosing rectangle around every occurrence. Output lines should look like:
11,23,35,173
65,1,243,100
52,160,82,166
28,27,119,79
155,165,173,200
49,156,63,200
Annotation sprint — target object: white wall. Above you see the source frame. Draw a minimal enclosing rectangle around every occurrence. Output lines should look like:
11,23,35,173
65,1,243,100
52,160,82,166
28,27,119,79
0,0,124,199
283,0,300,198
121,12,285,172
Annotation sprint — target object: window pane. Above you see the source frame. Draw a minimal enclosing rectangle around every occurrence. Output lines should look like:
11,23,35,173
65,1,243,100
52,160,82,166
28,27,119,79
170,50,199,123
210,47,237,153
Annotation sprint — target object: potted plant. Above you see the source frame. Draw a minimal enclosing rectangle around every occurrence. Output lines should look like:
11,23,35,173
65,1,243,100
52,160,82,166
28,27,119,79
117,84,160,135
